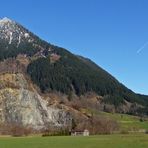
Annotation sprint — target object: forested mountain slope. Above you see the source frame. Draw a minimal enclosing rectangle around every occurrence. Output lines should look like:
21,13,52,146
0,17,148,117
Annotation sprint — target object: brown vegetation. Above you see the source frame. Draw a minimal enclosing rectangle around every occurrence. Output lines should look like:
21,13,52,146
75,115,119,135
0,123,34,136
0,58,26,74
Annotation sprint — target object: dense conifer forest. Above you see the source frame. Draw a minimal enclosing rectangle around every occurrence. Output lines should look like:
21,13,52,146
27,46,148,110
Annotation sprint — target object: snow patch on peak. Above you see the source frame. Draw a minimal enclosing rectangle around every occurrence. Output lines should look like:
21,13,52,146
0,17,13,24
24,33,29,38
9,32,13,44
0,17,34,45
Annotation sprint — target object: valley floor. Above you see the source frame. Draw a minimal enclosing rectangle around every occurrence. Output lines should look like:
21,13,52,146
0,134,148,148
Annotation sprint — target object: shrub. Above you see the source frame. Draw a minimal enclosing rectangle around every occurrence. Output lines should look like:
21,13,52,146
75,116,119,135
11,125,32,137
120,129,129,134
42,128,70,137
0,123,33,136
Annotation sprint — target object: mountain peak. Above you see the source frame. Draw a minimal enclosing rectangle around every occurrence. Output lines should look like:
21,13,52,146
0,17,14,24
0,17,33,45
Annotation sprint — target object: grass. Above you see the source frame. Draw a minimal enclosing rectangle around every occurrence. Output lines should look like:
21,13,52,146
0,111,147,148
0,134,148,148
95,111,148,131
80,108,148,131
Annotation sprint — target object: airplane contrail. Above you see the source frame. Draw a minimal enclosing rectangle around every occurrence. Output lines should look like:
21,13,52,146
137,41,148,54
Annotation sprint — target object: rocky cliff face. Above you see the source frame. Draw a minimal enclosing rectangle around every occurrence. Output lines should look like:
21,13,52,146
0,73,72,130
0,17,33,45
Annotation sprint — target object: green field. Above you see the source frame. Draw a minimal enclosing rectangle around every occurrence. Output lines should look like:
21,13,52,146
0,134,148,148
0,112,147,148
95,111,148,131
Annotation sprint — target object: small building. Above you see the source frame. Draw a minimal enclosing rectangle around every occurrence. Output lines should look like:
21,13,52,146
83,129,89,136
71,129,89,136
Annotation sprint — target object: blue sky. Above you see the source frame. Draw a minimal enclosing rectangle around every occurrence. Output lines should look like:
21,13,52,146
0,0,148,95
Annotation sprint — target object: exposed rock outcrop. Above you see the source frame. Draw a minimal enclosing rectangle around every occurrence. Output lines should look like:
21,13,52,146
0,73,72,130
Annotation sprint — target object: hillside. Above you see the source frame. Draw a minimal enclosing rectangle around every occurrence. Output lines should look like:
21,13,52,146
27,46,148,113
0,17,148,133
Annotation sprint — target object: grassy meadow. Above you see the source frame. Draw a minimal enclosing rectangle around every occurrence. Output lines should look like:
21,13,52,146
98,112,148,131
0,134,148,148
0,112,148,148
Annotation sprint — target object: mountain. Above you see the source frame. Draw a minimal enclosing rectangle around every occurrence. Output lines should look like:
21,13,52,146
0,17,148,133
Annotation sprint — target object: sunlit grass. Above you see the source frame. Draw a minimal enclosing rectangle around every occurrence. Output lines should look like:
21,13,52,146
0,134,148,148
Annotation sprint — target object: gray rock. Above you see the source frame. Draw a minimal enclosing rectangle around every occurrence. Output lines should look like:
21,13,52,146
0,73,72,130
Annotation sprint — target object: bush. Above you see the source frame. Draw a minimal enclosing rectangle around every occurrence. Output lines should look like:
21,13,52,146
42,129,70,137
120,129,129,134
75,116,119,135
91,118,119,135
139,118,144,122
11,125,32,137
0,123,33,136
145,130,148,134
